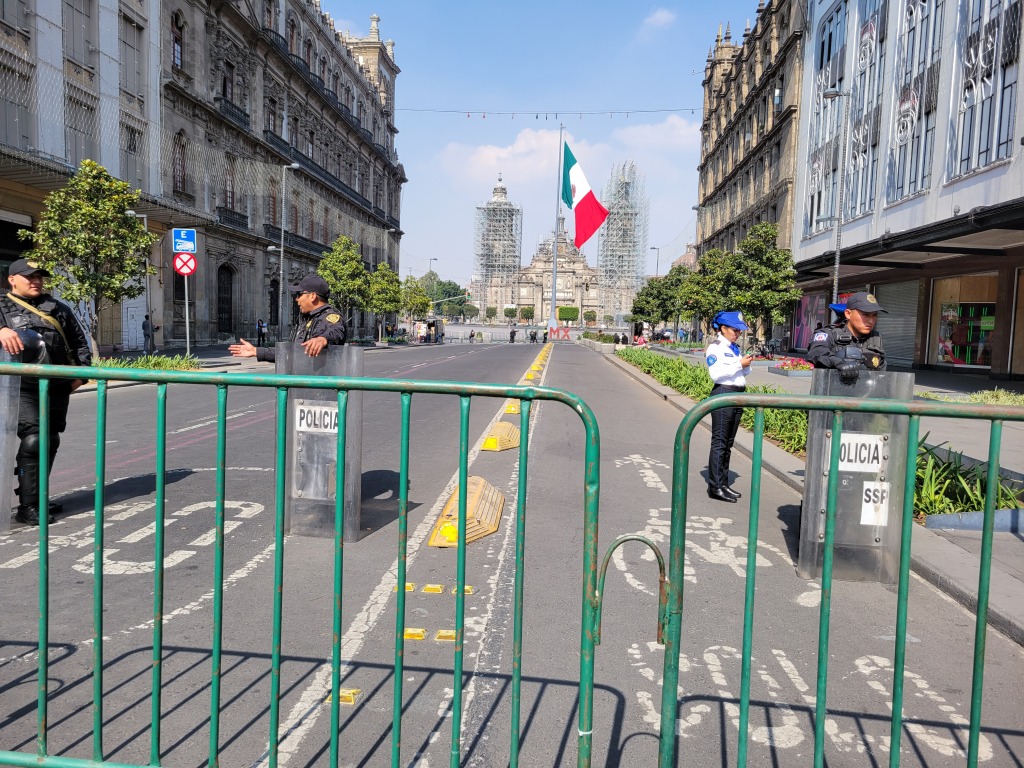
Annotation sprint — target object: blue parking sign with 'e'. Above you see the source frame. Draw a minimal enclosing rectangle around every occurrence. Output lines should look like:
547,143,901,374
172,228,197,253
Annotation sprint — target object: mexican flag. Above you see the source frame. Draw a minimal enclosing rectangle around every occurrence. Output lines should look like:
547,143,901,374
561,142,608,249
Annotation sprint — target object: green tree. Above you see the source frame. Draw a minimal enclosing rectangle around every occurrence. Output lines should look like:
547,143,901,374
603,314,614,325
583,310,597,324
367,262,401,341
631,278,670,325
520,306,535,321
441,302,457,318
485,306,497,321
18,159,157,346
623,314,634,324
401,275,431,320
557,306,579,324
503,307,517,320
434,279,466,313
420,270,440,300
730,223,802,340
319,235,369,326
463,304,480,319
679,248,737,333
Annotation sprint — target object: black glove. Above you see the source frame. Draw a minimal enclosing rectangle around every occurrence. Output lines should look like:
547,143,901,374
837,360,860,385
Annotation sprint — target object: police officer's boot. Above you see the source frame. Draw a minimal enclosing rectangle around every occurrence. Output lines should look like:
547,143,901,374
14,458,53,526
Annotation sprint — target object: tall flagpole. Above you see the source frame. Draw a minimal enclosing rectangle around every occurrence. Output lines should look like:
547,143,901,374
550,125,564,334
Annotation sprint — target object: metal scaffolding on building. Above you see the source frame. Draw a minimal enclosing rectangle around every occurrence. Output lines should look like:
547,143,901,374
472,176,522,312
597,161,648,321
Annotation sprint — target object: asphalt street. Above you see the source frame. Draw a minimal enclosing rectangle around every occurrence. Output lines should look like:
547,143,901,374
1,342,1022,767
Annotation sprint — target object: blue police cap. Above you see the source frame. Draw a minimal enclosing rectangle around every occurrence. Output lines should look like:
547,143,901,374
713,311,748,331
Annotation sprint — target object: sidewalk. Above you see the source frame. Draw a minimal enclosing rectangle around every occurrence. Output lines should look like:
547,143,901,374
603,348,1024,647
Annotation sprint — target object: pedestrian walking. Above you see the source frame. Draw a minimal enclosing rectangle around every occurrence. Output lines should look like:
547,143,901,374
509,327,517,344
256,318,267,346
142,314,160,353
705,310,753,503
0,258,92,525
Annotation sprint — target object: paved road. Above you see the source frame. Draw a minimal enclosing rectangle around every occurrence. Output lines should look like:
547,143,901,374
1,342,1022,767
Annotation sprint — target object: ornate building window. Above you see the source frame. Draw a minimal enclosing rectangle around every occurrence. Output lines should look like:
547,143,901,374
287,18,297,53
225,158,235,210
171,12,184,69
805,2,849,235
172,132,187,193
222,60,234,102
268,179,277,223
887,0,942,203
263,0,273,28
951,0,1020,176
265,97,277,133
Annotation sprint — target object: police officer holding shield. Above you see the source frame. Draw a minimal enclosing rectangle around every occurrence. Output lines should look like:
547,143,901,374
807,291,887,384
705,310,753,503
229,274,346,363
0,258,92,525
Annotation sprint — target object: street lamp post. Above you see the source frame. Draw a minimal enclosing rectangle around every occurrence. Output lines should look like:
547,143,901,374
650,246,661,278
823,88,851,304
428,257,438,276
277,163,301,338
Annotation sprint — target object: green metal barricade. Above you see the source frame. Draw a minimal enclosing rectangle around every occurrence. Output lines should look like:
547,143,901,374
647,392,1024,768
0,361,602,768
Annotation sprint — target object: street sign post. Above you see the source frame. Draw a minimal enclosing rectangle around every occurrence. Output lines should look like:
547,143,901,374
172,231,198,356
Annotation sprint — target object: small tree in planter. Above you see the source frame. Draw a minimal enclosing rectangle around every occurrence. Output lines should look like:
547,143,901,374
503,307,517,321
520,306,535,322
18,159,157,352
319,235,370,332
583,310,597,325
603,314,614,325
463,304,480,320
557,306,579,326
485,306,497,323
367,262,402,342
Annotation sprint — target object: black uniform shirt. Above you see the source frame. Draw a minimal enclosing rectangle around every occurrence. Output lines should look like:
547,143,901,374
0,291,92,369
806,323,886,371
256,303,347,363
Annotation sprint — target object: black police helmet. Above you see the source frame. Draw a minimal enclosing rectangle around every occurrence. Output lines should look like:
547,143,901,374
15,328,50,364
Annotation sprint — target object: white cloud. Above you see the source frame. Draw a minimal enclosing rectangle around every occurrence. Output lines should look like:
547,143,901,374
612,114,701,152
642,8,677,29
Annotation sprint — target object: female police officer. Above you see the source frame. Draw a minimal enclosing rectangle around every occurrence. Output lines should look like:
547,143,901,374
705,311,753,503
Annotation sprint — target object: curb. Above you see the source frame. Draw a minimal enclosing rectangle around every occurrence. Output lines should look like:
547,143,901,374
600,348,1024,646
74,361,243,393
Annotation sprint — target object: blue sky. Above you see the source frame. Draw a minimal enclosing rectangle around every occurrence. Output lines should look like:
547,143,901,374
329,3,758,285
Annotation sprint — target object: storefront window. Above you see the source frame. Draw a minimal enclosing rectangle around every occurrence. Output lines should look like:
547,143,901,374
931,274,997,368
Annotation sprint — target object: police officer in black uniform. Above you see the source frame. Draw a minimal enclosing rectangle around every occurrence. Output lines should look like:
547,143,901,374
229,273,346,363
0,258,92,525
807,291,887,384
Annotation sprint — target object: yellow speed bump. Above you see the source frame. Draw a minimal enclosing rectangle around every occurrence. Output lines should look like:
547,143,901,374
435,630,457,642
422,584,445,594
531,364,543,371
504,399,520,414
393,582,416,592
523,372,535,380
404,628,427,640
326,688,362,705
428,476,505,548
482,421,520,452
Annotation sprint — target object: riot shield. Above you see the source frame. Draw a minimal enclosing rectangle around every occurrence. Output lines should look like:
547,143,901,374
278,343,363,540
797,369,915,585
0,350,20,532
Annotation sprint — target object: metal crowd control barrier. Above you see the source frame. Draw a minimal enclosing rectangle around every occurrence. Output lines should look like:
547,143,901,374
0,361,601,768
651,392,1024,768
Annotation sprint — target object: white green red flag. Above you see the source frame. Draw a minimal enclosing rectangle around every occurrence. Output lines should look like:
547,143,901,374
560,142,608,248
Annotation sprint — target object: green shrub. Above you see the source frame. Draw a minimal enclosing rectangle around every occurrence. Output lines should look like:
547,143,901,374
616,348,808,454
920,388,1024,407
915,436,1023,515
96,354,200,371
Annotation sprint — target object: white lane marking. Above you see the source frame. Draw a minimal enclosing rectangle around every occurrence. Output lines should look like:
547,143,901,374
855,655,993,761
256,388,528,767
170,409,256,434
189,520,242,546
0,542,276,667
74,547,197,575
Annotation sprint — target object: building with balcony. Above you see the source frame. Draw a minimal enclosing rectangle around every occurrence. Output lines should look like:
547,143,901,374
696,2,806,261
0,1,404,349
790,0,1023,377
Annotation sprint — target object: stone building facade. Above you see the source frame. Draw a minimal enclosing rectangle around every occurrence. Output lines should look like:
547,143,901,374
0,0,403,350
696,2,806,255
513,219,600,324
